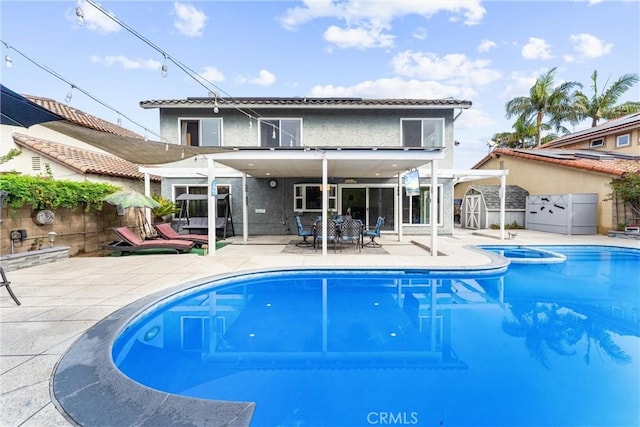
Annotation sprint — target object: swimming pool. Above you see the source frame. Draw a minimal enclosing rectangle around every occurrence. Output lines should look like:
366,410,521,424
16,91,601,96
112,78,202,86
51,245,639,426
104,246,639,426
477,244,567,263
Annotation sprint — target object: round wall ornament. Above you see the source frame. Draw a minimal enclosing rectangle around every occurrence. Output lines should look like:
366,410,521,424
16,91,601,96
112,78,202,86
269,179,278,188
33,209,55,225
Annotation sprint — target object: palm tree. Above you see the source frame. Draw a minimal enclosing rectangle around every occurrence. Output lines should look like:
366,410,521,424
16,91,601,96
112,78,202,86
492,116,558,149
573,70,640,127
505,67,581,147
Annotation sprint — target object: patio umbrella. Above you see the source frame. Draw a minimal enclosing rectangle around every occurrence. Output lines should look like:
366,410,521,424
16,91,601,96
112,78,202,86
0,84,64,128
103,190,160,209
103,190,160,238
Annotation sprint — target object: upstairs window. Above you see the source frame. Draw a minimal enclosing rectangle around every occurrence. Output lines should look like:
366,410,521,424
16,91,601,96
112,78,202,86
259,118,302,147
401,118,445,148
589,138,604,148
179,118,222,147
616,134,630,147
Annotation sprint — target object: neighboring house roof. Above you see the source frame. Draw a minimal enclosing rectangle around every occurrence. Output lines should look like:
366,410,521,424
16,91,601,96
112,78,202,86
543,112,640,148
24,94,145,140
140,96,472,110
12,133,160,182
473,148,640,177
465,184,529,210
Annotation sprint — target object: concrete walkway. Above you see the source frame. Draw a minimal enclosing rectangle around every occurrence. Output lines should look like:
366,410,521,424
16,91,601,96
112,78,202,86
1,230,638,426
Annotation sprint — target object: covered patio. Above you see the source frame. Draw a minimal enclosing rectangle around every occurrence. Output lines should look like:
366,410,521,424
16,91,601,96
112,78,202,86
140,147,509,256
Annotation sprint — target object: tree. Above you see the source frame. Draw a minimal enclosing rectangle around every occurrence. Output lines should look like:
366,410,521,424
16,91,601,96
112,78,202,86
492,116,557,149
573,70,640,127
505,67,581,147
608,172,640,219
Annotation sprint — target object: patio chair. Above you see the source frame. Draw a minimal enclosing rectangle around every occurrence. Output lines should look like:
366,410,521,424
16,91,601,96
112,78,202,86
295,216,314,247
1,266,21,305
153,223,208,248
363,216,385,248
314,219,339,253
104,226,194,254
340,218,362,252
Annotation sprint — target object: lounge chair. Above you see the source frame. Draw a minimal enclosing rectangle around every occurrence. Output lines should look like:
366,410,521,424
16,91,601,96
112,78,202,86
104,226,194,254
363,216,385,248
295,216,314,247
153,223,208,247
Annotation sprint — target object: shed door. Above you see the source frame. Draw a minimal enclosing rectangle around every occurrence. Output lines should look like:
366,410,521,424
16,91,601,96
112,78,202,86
465,195,481,229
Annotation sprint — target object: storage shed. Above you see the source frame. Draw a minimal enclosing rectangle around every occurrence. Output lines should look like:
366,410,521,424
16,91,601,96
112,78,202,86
462,185,529,229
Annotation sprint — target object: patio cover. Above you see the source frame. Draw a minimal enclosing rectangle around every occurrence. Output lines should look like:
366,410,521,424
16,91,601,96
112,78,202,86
140,147,508,255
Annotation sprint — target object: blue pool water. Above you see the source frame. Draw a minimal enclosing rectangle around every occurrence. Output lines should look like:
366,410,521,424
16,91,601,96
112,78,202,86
113,246,640,426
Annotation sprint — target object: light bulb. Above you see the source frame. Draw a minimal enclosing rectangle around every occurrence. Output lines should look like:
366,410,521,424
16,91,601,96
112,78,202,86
213,102,219,114
161,63,168,78
75,6,85,25
65,89,73,103
249,117,252,128
4,55,12,68
272,126,276,139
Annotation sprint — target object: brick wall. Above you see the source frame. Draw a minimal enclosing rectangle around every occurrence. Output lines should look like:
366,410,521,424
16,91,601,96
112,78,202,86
1,203,140,256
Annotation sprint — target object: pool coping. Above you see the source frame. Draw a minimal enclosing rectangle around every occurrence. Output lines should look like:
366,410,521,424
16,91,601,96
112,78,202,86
50,250,508,427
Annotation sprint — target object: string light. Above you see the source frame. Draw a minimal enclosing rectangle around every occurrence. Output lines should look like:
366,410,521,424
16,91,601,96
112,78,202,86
4,54,12,68
65,86,74,103
75,3,85,26
0,39,170,143
213,93,219,113
161,55,168,78
75,0,300,145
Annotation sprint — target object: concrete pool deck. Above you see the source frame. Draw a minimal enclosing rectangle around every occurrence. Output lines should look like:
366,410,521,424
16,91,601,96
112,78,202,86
1,229,638,426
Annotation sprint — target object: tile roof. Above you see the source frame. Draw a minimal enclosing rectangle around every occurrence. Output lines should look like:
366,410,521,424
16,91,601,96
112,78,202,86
24,94,145,140
140,96,472,109
466,184,529,210
543,112,640,148
474,148,640,177
12,133,160,182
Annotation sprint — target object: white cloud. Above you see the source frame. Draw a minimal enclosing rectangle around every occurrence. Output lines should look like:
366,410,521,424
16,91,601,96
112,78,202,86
569,33,613,58
391,51,502,86
324,25,394,49
499,69,544,101
309,77,477,100
90,55,161,70
197,66,225,83
279,0,486,50
412,27,427,40
173,2,207,37
73,2,120,34
236,70,276,86
521,37,553,60
477,39,496,53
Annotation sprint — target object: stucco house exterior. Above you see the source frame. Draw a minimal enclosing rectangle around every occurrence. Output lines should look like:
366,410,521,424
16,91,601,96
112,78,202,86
139,96,485,247
455,113,640,234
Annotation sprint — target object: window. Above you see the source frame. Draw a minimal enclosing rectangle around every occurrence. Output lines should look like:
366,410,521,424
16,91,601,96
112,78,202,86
173,184,230,218
259,118,302,147
589,138,604,148
179,118,222,147
401,118,444,148
294,184,337,212
616,134,630,147
402,185,443,225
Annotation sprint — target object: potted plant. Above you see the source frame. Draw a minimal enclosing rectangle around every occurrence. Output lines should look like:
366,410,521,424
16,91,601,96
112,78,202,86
151,194,179,223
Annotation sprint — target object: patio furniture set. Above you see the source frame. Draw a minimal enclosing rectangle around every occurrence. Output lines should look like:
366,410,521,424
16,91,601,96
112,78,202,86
295,215,385,253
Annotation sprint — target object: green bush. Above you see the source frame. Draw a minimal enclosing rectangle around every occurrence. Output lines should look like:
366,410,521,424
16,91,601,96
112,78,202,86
0,174,120,211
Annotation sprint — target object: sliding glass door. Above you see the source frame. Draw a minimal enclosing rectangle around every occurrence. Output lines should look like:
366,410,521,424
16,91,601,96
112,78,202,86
339,186,395,231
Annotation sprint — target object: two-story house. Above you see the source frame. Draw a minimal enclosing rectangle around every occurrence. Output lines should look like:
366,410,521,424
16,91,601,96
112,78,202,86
139,96,495,252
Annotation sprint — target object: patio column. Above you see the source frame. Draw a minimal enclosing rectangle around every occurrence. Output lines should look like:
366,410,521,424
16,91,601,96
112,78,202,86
430,160,438,257
207,157,217,255
242,172,248,242
144,172,152,231
397,174,403,242
321,157,328,256
499,173,506,241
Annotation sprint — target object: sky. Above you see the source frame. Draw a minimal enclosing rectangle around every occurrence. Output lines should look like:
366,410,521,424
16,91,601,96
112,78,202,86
1,0,639,169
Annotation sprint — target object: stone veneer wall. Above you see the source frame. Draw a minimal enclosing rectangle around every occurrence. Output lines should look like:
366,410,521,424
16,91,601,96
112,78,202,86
1,203,139,258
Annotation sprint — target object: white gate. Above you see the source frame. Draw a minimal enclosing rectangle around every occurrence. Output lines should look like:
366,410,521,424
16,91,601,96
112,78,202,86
465,194,481,229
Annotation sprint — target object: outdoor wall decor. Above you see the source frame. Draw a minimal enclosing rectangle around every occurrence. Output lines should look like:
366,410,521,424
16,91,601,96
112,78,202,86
525,193,597,235
33,209,55,225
